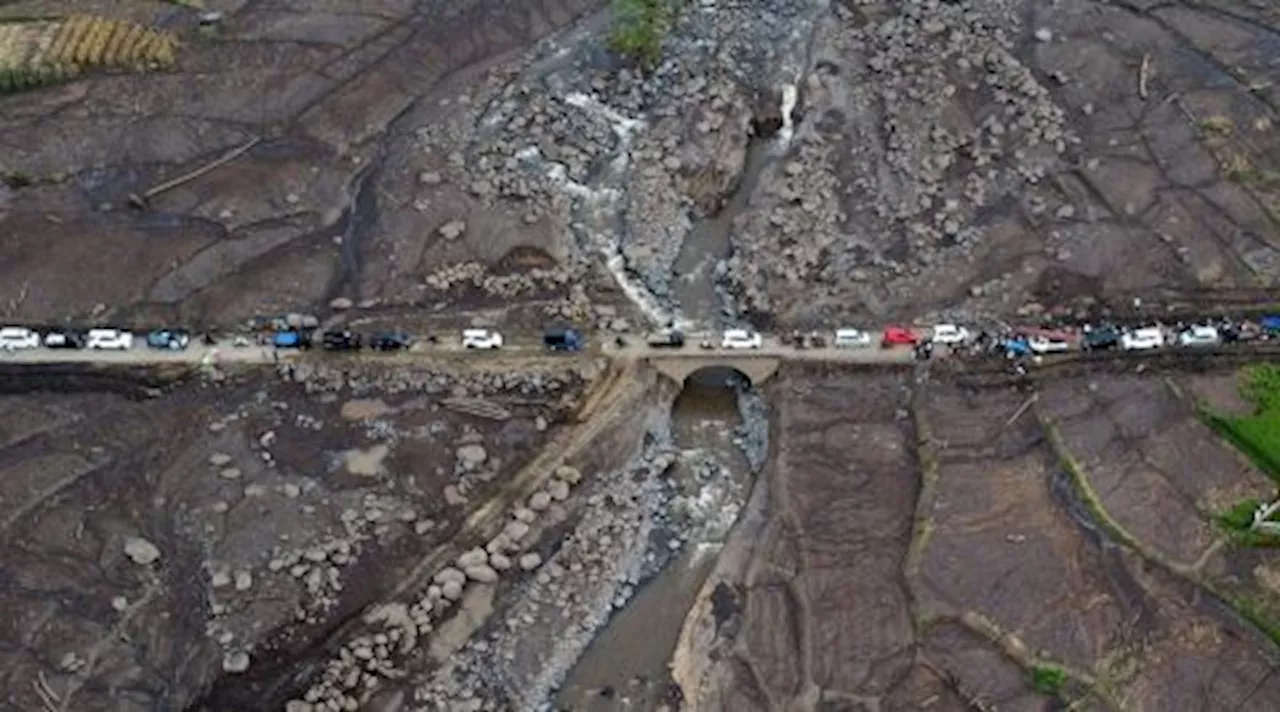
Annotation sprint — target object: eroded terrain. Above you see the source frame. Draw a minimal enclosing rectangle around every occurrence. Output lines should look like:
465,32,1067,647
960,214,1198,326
2,0,1280,710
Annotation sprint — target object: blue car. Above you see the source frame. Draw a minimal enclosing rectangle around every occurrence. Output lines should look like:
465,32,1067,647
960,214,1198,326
146,328,190,350
1000,337,1032,357
272,330,305,348
1260,316,1280,334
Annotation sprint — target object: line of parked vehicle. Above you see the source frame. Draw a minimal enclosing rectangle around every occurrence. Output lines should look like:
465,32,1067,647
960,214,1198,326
1,315,1277,359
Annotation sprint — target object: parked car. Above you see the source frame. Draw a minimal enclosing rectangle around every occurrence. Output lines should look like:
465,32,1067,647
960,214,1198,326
1027,333,1072,354
87,328,133,350
1121,326,1165,351
0,326,40,350
1081,325,1121,351
646,328,685,348
881,327,920,348
462,329,503,350
272,330,307,349
370,332,413,351
1178,325,1221,348
544,328,584,352
1001,337,1033,357
720,329,763,350
146,328,190,350
322,329,362,351
1261,315,1280,335
929,324,972,345
43,328,86,349
833,328,873,348
1222,320,1262,343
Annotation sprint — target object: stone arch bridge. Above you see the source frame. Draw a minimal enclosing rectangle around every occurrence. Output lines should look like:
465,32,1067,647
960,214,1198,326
646,353,782,385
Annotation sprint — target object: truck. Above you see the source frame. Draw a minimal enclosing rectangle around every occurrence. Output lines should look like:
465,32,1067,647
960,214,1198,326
544,328,584,352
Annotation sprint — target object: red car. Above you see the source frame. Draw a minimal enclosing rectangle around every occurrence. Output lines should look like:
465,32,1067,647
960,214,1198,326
881,327,920,348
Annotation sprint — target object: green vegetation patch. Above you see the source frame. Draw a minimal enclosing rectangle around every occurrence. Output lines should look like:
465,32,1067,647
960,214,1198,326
1203,364,1280,480
1214,497,1280,547
1031,664,1068,697
609,0,679,68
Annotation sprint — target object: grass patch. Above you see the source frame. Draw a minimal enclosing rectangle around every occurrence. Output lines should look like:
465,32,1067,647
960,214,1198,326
608,0,679,69
1031,664,1068,697
1228,593,1280,648
1213,497,1280,547
1199,115,1235,136
1202,364,1280,480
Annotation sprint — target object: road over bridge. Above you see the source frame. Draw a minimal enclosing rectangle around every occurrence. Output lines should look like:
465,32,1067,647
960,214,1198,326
0,335,920,375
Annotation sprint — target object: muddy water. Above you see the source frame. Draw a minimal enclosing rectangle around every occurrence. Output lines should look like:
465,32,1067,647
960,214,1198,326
555,369,755,711
671,136,777,327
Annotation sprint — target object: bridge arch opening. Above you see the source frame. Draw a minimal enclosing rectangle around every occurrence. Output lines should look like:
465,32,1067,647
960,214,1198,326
681,364,754,389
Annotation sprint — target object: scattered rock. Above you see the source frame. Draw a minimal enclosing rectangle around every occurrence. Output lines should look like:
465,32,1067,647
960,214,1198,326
418,171,442,186
209,453,232,467
211,570,232,588
222,651,251,673
456,443,487,469
518,553,542,571
441,580,464,600
434,567,466,586
235,570,253,591
329,297,354,310
219,467,242,480
502,520,530,543
124,537,161,566
489,553,512,571
438,219,467,240
1035,27,1053,42
547,479,570,501
554,465,582,484
528,491,551,511
457,548,488,568
111,596,129,611
464,564,499,583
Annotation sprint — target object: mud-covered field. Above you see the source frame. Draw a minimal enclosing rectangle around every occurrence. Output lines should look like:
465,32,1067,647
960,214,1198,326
0,358,601,711
671,364,1280,711
3,0,1280,710
3,0,1278,330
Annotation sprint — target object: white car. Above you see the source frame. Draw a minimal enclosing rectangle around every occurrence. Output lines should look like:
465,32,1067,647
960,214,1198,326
1121,327,1164,351
833,328,872,348
1178,325,1221,348
0,326,40,350
461,329,503,350
930,324,972,345
1027,335,1072,354
720,329,763,350
86,328,133,350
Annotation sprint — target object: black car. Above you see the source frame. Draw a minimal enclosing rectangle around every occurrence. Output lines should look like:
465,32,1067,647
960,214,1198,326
321,329,362,351
370,331,413,351
41,327,86,349
1082,325,1120,350
646,329,685,348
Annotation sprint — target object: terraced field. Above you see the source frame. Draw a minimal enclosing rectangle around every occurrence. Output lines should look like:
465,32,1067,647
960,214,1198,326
0,16,175,94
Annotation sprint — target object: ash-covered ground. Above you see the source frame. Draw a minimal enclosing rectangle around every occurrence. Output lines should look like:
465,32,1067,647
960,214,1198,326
1,0,1279,711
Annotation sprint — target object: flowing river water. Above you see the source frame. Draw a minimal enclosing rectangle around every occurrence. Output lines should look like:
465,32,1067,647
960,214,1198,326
555,368,762,710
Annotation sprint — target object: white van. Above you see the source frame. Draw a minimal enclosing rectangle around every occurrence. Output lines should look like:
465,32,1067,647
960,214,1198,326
462,329,503,350
87,328,134,350
833,328,872,348
720,329,763,350
0,327,39,350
